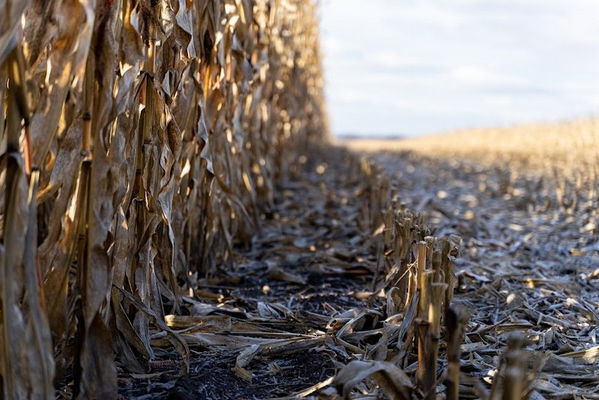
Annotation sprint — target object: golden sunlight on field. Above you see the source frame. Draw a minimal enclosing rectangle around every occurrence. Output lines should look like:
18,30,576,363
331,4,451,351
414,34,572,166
341,118,599,175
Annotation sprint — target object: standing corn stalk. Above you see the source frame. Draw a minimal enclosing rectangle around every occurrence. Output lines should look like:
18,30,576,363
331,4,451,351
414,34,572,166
0,0,327,397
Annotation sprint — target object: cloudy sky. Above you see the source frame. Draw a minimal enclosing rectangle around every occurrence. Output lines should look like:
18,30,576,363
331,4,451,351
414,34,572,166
319,0,599,136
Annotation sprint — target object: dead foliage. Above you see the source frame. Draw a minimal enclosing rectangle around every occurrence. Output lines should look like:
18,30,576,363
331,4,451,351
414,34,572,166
1,0,326,397
6,0,587,398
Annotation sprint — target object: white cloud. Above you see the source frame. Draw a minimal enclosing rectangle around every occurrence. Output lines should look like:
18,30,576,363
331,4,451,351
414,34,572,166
484,95,514,108
320,0,599,136
370,51,404,69
449,65,526,87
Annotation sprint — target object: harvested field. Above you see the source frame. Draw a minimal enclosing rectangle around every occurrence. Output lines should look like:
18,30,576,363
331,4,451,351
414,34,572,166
342,119,599,182
342,121,599,398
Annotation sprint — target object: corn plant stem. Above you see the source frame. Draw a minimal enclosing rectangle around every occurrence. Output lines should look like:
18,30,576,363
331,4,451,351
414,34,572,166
416,241,427,318
24,170,54,397
2,84,20,400
416,319,434,398
429,282,447,395
73,34,96,396
445,306,462,400
2,46,29,399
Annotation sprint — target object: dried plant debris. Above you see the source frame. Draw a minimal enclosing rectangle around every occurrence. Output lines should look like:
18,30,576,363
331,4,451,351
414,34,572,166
118,149,366,399
5,0,462,396
117,140,597,399
368,149,599,399
116,146,462,399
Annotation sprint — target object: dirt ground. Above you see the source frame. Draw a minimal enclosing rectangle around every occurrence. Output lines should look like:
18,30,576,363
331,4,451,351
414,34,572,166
118,144,599,399
118,149,383,399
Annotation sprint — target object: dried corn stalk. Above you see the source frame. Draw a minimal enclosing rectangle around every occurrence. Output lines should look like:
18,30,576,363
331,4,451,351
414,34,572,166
0,0,327,397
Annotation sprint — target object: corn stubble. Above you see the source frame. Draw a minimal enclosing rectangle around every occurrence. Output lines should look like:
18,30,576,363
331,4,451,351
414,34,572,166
328,157,466,400
343,119,599,215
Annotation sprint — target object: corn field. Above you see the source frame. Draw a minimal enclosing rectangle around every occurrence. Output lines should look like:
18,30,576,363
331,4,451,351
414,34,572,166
1,0,326,397
4,0,579,399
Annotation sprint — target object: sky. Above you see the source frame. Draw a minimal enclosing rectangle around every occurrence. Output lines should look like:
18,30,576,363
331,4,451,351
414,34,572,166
319,0,599,137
